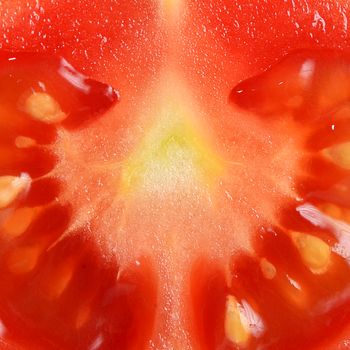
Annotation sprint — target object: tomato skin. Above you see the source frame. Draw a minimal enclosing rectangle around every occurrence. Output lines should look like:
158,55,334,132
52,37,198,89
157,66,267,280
0,1,350,350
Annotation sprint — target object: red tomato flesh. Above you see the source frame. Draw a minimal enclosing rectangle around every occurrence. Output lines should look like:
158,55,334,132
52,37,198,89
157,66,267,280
0,1,349,350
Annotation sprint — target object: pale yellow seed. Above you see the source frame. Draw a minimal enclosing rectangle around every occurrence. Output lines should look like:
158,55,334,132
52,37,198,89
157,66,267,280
291,231,331,274
224,295,250,346
15,136,36,149
0,175,29,209
322,142,350,170
23,92,66,124
2,207,36,237
260,258,277,279
7,245,41,274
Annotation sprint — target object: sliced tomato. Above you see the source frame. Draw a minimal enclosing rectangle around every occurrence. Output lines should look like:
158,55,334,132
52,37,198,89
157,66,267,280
0,1,350,349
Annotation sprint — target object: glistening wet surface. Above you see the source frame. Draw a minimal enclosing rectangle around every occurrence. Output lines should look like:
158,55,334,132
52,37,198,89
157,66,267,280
0,32,350,350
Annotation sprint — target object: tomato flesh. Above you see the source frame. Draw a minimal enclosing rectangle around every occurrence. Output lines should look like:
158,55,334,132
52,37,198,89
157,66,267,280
0,1,350,349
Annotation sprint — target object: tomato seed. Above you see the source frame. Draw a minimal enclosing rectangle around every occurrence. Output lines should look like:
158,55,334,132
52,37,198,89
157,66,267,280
290,231,331,274
22,92,67,124
0,174,30,209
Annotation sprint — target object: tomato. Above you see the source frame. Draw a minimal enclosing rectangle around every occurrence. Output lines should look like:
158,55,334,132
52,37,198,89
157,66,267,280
0,0,350,349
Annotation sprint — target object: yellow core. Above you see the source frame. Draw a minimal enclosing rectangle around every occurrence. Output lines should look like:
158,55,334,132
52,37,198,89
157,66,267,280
120,70,224,195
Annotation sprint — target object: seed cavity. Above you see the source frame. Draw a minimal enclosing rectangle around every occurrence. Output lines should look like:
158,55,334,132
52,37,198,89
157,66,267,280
23,92,67,124
260,258,277,279
290,231,331,274
0,174,30,209
224,295,250,346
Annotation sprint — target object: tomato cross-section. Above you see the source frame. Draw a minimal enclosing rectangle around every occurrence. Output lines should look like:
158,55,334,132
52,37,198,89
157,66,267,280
0,1,350,350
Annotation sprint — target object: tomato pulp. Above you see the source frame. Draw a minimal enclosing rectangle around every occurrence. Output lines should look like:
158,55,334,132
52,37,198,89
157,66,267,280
0,0,350,349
